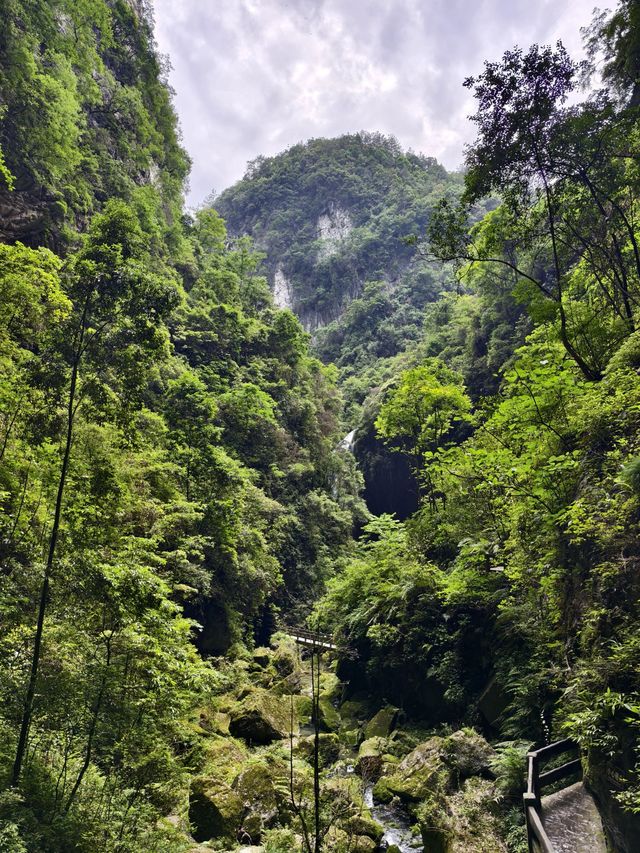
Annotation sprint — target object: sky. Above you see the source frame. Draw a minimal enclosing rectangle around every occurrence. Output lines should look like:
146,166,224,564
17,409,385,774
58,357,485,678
152,0,611,207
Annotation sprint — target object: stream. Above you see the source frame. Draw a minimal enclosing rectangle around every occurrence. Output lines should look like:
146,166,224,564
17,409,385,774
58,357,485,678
338,763,423,852
363,783,423,852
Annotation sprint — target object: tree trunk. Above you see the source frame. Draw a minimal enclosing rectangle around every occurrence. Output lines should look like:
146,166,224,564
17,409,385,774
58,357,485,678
12,297,90,785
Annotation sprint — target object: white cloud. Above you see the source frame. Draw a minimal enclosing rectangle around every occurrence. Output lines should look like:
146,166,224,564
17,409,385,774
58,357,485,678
152,0,613,207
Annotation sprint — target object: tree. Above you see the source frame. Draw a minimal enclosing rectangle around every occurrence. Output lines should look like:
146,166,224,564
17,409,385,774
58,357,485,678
375,363,472,458
428,42,640,381
12,201,178,784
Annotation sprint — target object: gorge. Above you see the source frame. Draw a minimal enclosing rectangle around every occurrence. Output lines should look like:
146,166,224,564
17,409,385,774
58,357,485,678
0,1,640,852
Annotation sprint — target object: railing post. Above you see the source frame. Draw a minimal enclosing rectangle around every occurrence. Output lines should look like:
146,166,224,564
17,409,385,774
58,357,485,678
523,795,536,853
531,752,541,809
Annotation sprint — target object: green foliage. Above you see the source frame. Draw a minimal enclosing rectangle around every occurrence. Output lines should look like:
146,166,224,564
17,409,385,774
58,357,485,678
375,362,472,457
0,7,366,849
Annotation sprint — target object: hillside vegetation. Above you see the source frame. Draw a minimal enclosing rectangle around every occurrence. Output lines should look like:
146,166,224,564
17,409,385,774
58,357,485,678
1,0,640,851
0,1,364,849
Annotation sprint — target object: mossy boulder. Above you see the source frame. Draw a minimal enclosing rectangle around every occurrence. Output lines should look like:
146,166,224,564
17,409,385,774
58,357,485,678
325,826,376,852
252,647,273,668
351,835,377,853
417,777,508,853
339,698,369,728
229,688,298,744
341,814,384,842
440,728,496,779
373,736,448,803
295,694,313,722
355,736,387,781
189,776,244,841
271,633,300,676
319,671,342,702
316,697,340,732
297,732,341,768
200,734,248,782
233,761,279,842
373,729,495,806
340,728,360,747
191,706,231,737
364,705,399,739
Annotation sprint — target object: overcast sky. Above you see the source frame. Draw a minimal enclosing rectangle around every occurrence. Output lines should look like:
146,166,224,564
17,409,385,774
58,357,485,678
153,0,610,207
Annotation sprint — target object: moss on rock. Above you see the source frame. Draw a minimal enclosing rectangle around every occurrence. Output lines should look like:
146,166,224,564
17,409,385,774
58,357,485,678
364,705,399,739
317,697,340,732
373,736,449,803
229,688,298,744
296,732,341,768
355,736,387,781
189,776,244,842
440,728,496,780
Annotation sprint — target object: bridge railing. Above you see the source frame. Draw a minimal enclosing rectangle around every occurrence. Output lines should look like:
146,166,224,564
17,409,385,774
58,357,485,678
280,625,337,648
523,738,582,853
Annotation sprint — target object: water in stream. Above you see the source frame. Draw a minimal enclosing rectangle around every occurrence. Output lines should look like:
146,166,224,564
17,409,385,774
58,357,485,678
363,784,423,852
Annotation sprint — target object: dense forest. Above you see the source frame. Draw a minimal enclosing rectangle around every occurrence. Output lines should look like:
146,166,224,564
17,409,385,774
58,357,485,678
1,0,640,851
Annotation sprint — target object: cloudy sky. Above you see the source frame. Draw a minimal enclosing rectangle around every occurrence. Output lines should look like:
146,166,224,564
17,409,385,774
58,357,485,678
153,0,610,207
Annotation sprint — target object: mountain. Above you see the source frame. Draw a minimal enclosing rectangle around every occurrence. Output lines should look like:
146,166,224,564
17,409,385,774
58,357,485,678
215,133,461,351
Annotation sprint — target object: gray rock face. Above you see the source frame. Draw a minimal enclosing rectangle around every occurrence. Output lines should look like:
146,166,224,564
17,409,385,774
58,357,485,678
316,204,352,259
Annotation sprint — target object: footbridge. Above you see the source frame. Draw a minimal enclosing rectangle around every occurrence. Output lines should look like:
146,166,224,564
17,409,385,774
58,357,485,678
282,625,338,652
523,738,607,853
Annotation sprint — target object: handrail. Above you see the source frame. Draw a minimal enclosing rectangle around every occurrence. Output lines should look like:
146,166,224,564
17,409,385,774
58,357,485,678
523,738,582,853
281,625,337,648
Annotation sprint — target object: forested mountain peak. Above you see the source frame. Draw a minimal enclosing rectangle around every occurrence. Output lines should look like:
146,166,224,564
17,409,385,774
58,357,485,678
214,132,459,333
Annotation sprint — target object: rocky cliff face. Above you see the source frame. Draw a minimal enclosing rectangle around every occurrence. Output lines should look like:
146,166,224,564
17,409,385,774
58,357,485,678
213,133,460,339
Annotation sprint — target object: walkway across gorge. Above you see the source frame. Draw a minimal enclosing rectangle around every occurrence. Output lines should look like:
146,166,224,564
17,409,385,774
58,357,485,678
282,626,338,652
523,739,607,853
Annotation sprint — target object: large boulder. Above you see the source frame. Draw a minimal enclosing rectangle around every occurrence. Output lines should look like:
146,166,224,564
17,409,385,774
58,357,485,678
355,736,387,781
316,697,340,732
229,688,297,744
373,736,448,803
440,728,496,779
233,761,280,843
373,729,496,804
341,814,385,843
364,705,399,740
251,646,273,668
189,776,244,842
297,732,341,769
338,698,370,729
417,777,508,853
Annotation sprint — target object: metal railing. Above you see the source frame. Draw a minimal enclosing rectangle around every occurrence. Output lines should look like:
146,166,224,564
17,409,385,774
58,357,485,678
523,738,582,852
